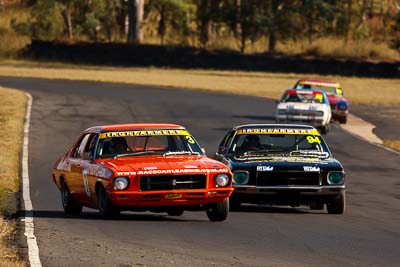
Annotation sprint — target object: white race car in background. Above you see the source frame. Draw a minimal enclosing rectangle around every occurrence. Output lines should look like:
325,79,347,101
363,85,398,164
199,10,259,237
275,89,332,134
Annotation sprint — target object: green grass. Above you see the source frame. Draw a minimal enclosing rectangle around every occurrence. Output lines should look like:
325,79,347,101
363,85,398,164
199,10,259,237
0,86,26,266
0,59,399,106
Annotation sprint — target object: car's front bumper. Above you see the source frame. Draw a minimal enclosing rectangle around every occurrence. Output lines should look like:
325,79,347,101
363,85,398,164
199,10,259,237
232,184,345,205
108,188,233,207
332,110,348,119
276,115,327,126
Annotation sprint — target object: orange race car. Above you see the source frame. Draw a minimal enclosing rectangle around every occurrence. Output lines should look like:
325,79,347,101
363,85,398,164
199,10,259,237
53,123,233,221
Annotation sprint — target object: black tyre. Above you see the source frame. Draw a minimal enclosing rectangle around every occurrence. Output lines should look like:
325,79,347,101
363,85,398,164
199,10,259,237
229,197,241,211
309,202,324,210
97,186,119,219
167,208,184,216
206,198,229,222
339,117,347,124
320,123,330,135
60,180,82,215
327,192,345,214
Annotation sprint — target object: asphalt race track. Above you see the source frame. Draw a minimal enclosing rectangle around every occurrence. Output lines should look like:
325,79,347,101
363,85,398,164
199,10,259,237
1,77,400,267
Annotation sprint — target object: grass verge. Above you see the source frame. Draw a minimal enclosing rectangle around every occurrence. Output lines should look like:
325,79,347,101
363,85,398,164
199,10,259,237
0,59,399,106
383,140,400,152
0,87,27,266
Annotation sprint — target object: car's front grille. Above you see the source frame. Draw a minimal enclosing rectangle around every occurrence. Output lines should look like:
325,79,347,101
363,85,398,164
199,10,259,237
256,172,320,186
285,110,323,117
140,175,206,191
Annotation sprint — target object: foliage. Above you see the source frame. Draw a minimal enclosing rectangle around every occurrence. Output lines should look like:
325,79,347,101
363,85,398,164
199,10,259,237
0,0,399,58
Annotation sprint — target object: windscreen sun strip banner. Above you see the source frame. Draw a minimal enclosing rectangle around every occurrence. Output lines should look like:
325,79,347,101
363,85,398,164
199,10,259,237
99,129,190,139
236,128,320,136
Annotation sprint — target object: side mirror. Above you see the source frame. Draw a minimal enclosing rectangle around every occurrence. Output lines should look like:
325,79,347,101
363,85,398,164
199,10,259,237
81,152,93,161
217,147,226,154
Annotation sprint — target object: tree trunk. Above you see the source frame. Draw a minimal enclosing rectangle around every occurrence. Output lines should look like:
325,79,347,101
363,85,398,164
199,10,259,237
307,14,313,45
344,0,352,44
268,31,276,53
127,0,144,44
61,3,73,40
158,7,166,45
268,0,279,53
240,28,246,53
199,0,212,48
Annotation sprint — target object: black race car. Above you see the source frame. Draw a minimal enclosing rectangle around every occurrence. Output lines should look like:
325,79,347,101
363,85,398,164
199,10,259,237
214,124,345,214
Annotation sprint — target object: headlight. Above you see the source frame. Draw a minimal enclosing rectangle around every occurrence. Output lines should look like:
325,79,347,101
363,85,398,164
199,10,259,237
114,177,129,190
327,172,344,184
215,174,230,187
337,103,348,111
233,171,249,184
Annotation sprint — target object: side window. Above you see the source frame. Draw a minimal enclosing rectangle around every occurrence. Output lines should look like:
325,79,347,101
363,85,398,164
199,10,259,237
86,134,98,157
219,130,236,153
219,130,232,148
72,134,97,159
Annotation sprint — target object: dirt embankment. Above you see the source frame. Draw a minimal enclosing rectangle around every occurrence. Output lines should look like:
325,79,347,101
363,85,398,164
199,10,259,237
24,40,400,78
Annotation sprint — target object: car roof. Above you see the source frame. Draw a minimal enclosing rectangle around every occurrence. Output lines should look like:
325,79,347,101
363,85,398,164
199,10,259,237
297,78,340,87
231,124,316,131
85,123,186,133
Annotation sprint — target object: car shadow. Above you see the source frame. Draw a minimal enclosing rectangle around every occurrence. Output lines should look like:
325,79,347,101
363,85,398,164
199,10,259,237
232,115,276,121
20,210,210,222
232,204,326,214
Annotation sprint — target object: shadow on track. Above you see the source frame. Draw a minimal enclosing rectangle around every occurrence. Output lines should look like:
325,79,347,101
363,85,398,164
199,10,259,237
232,115,276,121
24,210,209,222
232,204,325,215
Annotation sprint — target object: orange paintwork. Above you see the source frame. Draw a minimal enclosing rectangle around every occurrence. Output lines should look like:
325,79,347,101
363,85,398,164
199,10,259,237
53,123,233,211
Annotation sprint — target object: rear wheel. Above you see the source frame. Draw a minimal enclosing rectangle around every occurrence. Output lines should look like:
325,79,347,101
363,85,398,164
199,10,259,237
206,198,229,222
97,186,119,219
327,192,345,214
60,180,82,215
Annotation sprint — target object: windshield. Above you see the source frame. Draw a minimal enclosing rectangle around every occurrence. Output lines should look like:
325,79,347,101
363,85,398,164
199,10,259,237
296,84,339,95
282,91,325,104
228,129,330,157
96,130,203,158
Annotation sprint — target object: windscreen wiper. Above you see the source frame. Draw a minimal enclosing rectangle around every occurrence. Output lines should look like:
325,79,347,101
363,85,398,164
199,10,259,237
245,149,285,155
114,151,160,158
289,150,329,159
163,151,200,156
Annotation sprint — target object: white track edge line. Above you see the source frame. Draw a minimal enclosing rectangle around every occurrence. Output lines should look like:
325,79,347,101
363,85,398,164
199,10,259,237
22,93,42,266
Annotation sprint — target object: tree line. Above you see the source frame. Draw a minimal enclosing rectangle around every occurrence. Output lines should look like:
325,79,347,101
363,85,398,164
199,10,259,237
13,0,400,53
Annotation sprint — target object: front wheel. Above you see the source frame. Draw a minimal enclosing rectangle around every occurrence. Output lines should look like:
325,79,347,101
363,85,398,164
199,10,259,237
97,186,119,219
60,180,82,215
327,192,345,214
206,198,229,222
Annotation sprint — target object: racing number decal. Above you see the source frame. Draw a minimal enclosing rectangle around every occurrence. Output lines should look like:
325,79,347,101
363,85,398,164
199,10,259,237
307,136,321,144
185,135,195,144
82,169,91,197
